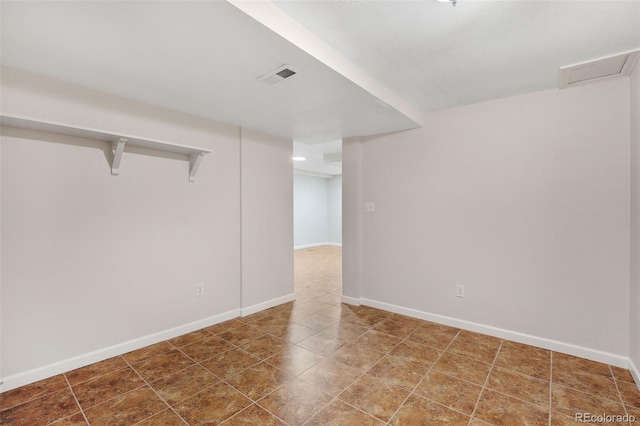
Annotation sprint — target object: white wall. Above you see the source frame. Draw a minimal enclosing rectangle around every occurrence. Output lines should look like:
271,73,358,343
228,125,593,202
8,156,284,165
241,128,294,313
294,174,329,247
293,173,342,248
346,79,631,362
630,61,640,377
342,138,363,304
0,67,293,388
328,175,342,244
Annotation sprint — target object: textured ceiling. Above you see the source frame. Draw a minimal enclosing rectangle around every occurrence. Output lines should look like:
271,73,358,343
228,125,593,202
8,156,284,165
0,1,419,145
1,0,639,154
293,140,342,176
274,0,640,112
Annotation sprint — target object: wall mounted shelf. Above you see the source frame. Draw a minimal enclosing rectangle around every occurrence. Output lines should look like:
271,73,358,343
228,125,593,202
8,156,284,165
0,113,212,182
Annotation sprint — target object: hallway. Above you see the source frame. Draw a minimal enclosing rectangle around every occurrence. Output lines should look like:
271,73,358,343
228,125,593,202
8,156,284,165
294,245,342,303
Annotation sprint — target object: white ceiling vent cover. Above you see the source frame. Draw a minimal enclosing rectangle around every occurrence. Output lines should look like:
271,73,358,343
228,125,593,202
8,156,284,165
559,49,640,89
257,64,299,85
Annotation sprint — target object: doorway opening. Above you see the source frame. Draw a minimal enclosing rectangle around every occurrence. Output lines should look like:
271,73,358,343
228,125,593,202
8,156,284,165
292,140,343,302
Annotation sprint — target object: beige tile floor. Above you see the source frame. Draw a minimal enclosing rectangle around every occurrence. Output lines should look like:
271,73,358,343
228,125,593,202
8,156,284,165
2,246,639,425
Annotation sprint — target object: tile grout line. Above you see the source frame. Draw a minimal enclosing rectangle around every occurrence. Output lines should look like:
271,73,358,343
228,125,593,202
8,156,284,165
311,328,397,421
190,329,307,426
0,377,71,414
466,340,504,426
298,324,385,425
323,398,386,425
254,392,294,426
62,339,183,406
609,364,630,416
436,344,557,424
292,247,373,424
122,356,191,426
549,351,553,426
62,373,91,426
299,396,342,425
225,363,293,426
169,345,279,426
220,402,290,426
384,328,463,425
164,352,229,412
408,337,554,421
549,356,634,410
62,367,150,413
217,363,290,425
295,337,361,421
220,299,342,425
63,359,143,389
159,336,281,422
294,310,411,424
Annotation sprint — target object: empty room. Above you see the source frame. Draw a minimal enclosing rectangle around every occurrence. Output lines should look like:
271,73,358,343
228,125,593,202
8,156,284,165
1,1,640,425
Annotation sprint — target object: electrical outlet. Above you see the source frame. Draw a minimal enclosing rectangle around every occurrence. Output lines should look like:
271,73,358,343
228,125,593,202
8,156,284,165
365,202,376,213
196,283,204,296
456,285,465,298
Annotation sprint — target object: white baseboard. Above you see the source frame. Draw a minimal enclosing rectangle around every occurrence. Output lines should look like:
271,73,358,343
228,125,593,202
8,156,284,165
294,242,342,250
341,295,362,306
0,308,241,393
362,298,631,369
241,293,296,317
630,358,640,389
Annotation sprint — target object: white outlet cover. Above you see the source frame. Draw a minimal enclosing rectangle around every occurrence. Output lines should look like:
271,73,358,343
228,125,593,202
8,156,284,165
365,202,375,213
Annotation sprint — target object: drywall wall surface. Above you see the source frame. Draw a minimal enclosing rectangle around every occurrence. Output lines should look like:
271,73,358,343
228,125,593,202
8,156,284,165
360,78,631,356
0,103,3,379
631,62,640,369
328,175,343,245
294,174,329,247
293,173,342,248
241,128,294,308
342,137,362,302
0,67,242,377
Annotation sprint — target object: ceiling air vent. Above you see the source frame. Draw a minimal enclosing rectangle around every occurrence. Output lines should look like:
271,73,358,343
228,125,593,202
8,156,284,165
257,64,299,85
558,48,640,89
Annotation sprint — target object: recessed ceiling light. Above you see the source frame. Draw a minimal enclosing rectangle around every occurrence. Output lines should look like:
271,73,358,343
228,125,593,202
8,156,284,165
437,0,457,6
292,156,306,161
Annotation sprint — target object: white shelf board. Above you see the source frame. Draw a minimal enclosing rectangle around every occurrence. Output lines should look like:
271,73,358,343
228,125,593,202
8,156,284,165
0,113,212,181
